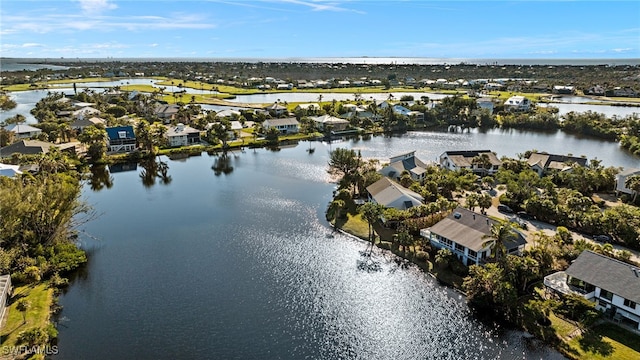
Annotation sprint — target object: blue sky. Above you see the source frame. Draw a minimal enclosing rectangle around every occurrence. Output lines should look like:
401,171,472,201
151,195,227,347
1,0,639,59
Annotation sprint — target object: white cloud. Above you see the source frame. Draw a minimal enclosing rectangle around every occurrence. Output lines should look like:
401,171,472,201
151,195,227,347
77,0,118,14
612,48,633,53
149,43,159,47
22,43,44,48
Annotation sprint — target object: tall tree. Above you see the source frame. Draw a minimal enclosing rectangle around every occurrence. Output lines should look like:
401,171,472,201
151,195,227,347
481,220,518,264
358,202,385,243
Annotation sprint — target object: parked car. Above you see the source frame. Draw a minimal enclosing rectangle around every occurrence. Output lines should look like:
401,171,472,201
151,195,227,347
517,211,533,220
497,204,514,214
594,234,612,243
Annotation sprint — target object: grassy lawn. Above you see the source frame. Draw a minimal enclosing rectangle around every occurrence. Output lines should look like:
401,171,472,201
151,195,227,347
549,313,640,360
338,213,370,240
0,283,53,347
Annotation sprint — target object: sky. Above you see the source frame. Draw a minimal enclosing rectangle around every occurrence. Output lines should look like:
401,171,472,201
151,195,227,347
1,0,639,59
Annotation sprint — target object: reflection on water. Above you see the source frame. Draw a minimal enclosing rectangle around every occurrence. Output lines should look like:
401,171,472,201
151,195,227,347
56,144,566,360
139,156,172,187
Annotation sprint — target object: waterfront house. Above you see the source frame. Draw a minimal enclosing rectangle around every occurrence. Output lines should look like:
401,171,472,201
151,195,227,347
380,151,431,182
544,251,640,331
165,123,201,147
72,106,101,120
3,123,42,139
553,85,576,95
263,117,300,134
420,207,526,266
214,109,241,119
311,115,350,132
294,103,320,114
616,168,640,196
105,126,136,153
439,150,501,175
476,98,494,115
526,152,588,176
366,177,424,210
504,96,531,112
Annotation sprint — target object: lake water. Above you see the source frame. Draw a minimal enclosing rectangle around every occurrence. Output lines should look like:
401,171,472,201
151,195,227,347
55,137,567,360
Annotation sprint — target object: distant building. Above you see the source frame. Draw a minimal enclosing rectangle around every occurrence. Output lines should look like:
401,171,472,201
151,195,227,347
504,96,531,112
263,117,300,134
476,98,494,114
616,168,640,195
0,140,75,157
552,85,576,95
311,115,350,132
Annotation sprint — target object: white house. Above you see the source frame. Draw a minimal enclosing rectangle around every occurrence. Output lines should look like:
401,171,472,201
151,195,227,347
165,123,201,147
544,251,640,331
380,151,431,182
504,96,531,112
366,177,423,210
3,123,42,139
439,150,502,175
616,168,640,195
420,207,526,266
263,117,300,134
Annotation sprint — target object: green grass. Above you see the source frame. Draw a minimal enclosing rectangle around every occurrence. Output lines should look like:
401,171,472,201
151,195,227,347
549,313,640,360
339,213,370,240
0,283,54,347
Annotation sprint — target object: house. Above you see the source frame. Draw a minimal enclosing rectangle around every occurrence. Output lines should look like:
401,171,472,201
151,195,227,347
311,115,350,132
72,106,101,120
420,207,527,266
616,168,640,195
1,140,59,156
504,96,531,112
165,123,201,147
439,150,502,175
526,152,588,176
476,98,494,114
366,177,424,210
0,274,11,327
214,109,241,119
154,104,180,122
544,251,640,330
294,103,320,113
553,85,576,95
70,116,106,132
3,123,42,139
105,126,136,153
263,118,300,134
380,151,431,182
263,103,288,116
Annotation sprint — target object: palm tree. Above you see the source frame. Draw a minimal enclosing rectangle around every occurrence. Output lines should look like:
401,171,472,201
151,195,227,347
358,202,385,244
481,220,518,264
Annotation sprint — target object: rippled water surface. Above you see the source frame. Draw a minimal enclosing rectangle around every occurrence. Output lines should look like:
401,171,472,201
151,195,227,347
55,141,566,359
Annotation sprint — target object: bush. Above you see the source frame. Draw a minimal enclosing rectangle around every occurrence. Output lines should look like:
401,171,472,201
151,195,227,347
415,251,430,262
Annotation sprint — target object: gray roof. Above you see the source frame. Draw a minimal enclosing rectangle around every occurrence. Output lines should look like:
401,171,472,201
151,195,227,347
441,150,502,167
428,207,526,252
264,117,300,127
0,140,56,156
527,152,588,170
366,177,423,209
565,250,640,303
166,124,201,137
3,123,42,134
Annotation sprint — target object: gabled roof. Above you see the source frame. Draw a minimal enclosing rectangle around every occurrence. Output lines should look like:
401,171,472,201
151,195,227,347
0,140,57,156
215,109,241,118
428,207,527,252
526,152,588,170
3,123,42,134
165,124,200,137
441,150,502,167
311,114,350,125
263,103,287,111
264,117,299,127
105,126,135,140
366,177,423,209
566,251,640,303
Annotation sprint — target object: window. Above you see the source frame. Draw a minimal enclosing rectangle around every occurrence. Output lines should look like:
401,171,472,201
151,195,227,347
454,243,464,253
600,289,613,301
468,250,477,259
624,299,637,309
118,131,127,139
